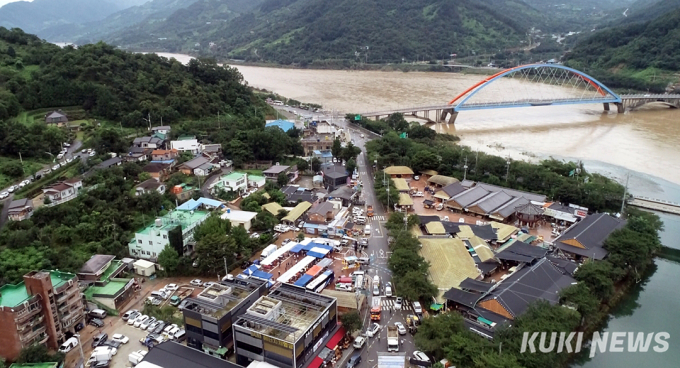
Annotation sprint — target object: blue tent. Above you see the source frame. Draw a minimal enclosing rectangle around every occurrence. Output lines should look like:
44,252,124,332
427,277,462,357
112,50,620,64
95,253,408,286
303,242,332,251
294,274,314,287
290,243,306,253
251,270,273,280
244,264,260,275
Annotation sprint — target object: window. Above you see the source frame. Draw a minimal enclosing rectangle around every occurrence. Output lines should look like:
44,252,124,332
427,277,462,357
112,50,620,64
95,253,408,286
163,235,167,239
152,253,156,257
138,240,142,244
149,241,153,245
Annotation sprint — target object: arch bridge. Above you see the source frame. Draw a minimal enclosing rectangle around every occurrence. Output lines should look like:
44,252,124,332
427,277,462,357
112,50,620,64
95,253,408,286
358,63,680,124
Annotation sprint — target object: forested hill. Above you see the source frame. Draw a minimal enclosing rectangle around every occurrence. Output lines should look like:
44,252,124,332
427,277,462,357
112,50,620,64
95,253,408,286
108,0,538,65
0,27,259,124
564,7,680,92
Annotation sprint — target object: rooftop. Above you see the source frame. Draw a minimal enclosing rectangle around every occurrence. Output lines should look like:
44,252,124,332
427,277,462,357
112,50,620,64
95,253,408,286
419,238,482,301
554,213,626,260
85,280,127,297
138,210,210,234
384,166,414,175
262,202,285,216
427,175,459,186
283,201,312,222
221,209,258,223
398,193,413,206
263,165,291,175
265,120,296,132
79,254,116,275
0,270,76,307
393,178,410,191
142,341,241,368
184,278,265,318
235,284,335,343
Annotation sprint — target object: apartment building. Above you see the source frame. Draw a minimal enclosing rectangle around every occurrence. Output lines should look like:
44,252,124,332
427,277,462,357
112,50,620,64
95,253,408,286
0,271,84,361
128,209,210,260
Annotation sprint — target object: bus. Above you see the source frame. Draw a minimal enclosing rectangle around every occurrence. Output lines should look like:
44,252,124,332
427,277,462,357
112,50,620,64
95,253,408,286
306,270,334,293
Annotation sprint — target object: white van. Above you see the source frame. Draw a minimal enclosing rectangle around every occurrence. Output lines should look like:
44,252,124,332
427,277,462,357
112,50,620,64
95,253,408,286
364,225,371,235
59,337,78,353
260,244,278,260
150,291,168,300
354,275,364,290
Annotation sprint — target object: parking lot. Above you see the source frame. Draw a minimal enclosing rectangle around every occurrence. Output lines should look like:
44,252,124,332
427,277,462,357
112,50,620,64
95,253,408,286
109,324,149,368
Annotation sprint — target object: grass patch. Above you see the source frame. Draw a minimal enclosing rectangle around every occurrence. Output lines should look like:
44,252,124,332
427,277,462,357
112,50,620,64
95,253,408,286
241,169,264,176
0,157,47,188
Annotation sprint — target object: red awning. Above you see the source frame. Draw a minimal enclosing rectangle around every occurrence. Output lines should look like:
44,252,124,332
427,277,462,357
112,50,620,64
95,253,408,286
308,357,324,368
326,327,346,349
306,265,323,277
337,277,352,284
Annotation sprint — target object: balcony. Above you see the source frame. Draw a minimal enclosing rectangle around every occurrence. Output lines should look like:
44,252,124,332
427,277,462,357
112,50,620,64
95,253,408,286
21,325,46,343
55,286,78,303
14,304,42,323
17,314,45,332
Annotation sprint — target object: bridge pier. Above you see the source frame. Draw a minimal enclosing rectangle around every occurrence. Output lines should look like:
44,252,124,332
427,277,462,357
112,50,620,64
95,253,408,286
615,102,624,113
603,103,610,111
448,111,458,124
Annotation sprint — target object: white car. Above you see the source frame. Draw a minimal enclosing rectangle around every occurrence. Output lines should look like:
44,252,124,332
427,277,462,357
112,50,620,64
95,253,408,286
140,317,156,330
133,315,149,328
66,157,74,163
52,164,60,170
353,336,367,349
89,151,96,157
412,191,424,197
366,323,381,338
274,224,289,233
111,334,129,344
190,279,202,286
413,175,420,181
0,192,9,199
57,153,64,160
385,282,392,297
21,180,30,186
17,181,26,188
336,283,353,292
58,337,78,353
63,143,70,147
7,185,17,193
394,297,403,310
413,351,430,362
164,284,179,292
164,324,178,333
122,309,138,321
394,322,407,335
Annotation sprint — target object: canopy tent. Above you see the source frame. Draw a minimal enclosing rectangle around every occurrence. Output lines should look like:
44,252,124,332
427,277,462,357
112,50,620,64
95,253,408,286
290,243,306,253
317,258,333,269
277,256,316,283
260,241,297,266
306,265,323,277
244,264,260,275
294,274,314,287
303,242,332,251
344,256,358,263
308,246,331,258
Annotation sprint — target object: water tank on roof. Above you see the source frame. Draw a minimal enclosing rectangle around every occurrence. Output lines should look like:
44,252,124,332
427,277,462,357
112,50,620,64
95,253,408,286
227,209,231,213
155,218,162,227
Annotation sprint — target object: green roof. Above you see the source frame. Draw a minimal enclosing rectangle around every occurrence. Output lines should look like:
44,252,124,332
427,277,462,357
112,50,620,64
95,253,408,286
10,363,60,368
0,271,76,308
85,280,127,297
222,172,245,181
136,210,209,234
99,260,123,282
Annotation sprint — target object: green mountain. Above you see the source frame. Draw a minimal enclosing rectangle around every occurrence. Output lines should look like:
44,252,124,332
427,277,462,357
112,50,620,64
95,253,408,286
38,0,199,43
109,0,540,64
564,7,680,91
0,0,148,35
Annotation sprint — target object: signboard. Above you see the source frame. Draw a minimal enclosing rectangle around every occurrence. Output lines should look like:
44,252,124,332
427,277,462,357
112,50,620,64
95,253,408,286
355,115,362,121
574,209,587,218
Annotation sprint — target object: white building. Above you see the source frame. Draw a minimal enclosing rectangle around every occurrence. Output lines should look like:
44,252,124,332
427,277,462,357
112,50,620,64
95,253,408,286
128,209,210,260
42,178,83,206
210,172,266,194
151,126,171,135
220,209,258,231
171,136,201,154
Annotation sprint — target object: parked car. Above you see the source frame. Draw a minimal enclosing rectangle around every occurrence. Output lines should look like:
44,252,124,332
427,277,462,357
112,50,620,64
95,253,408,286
346,353,362,368
413,351,431,362
102,340,121,349
412,191,424,197
394,322,407,335
140,317,156,330
353,336,367,349
90,318,104,328
203,281,216,288
91,332,108,348
52,164,60,171
7,185,17,193
366,323,381,338
153,322,167,334
163,324,178,333
59,337,79,353
394,297,403,310
147,321,160,332
164,283,178,292
122,309,138,321
128,313,142,325
385,282,393,297
170,296,181,306
190,279,202,286
0,192,8,199
249,232,260,239
134,315,149,328
89,151,96,157
74,322,84,332
111,334,129,344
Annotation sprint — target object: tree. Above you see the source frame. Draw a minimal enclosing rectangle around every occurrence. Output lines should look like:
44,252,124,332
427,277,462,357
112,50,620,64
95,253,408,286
339,310,363,334
1,161,23,177
408,125,436,140
331,138,343,159
560,283,599,323
17,344,64,364
415,313,465,359
7,46,15,58
195,233,236,275
158,245,180,275
311,157,322,173
277,172,289,187
395,270,438,301
297,159,309,173
345,158,357,177
386,113,409,131
193,214,232,242
297,232,305,241
388,248,428,277
138,172,152,182
341,142,361,162
574,261,616,300
252,211,278,231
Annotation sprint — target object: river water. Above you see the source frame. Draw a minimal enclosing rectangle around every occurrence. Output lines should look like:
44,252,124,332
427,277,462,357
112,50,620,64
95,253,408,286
158,53,680,364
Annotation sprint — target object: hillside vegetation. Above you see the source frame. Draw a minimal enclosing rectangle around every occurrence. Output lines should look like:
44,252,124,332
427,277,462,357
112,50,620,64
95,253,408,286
565,7,680,92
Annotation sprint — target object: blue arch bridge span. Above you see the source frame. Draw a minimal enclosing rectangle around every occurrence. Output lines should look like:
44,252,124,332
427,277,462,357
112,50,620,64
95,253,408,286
358,64,680,124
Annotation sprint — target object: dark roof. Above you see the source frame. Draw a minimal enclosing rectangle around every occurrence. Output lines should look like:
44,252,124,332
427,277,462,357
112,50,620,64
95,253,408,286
548,202,574,213
468,224,498,241
136,179,164,190
441,221,460,234
309,201,335,215
470,191,514,214
133,136,163,145
128,146,150,154
328,186,353,200
451,186,491,207
142,341,241,368
180,156,209,170
516,202,544,215
79,255,115,275
443,288,480,308
547,256,579,276
459,278,494,293
151,125,171,131
423,199,434,206
477,261,500,275
263,165,291,175
8,198,31,210
553,213,626,260
494,197,530,219
496,241,548,263
442,182,467,197
95,157,123,169
476,183,546,203
323,164,348,179
143,162,170,173
482,258,576,318
417,215,441,225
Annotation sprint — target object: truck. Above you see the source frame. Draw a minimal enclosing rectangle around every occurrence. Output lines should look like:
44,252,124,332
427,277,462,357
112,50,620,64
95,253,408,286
367,205,374,217
370,296,381,321
87,347,114,367
260,244,278,260
129,350,147,366
372,275,380,296
387,326,399,352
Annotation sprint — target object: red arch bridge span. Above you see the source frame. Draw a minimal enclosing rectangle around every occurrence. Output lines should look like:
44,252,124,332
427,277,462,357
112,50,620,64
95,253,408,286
357,64,680,124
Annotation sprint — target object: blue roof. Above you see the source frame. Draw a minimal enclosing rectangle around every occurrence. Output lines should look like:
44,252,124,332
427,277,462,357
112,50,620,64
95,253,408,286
308,249,330,258
150,160,175,164
244,264,260,275
251,270,273,280
294,274,314,287
290,243,305,253
176,197,223,211
313,150,333,158
303,242,332,251
265,120,295,132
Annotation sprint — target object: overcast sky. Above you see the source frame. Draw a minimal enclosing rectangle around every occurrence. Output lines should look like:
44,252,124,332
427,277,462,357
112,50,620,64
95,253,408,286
0,0,32,7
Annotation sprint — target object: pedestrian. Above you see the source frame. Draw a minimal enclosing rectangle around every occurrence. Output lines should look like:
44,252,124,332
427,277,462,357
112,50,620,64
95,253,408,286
278,271,281,276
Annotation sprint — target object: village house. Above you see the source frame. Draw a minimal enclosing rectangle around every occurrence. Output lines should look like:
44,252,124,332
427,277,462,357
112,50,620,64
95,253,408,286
263,164,298,183
151,149,179,161
553,213,626,261
94,157,123,170
45,110,68,126
306,201,340,224
135,179,166,196
125,146,152,162
178,156,213,176
150,125,171,135
384,166,414,179
7,198,33,221
42,178,82,206
133,136,163,149
171,136,201,154
143,162,172,181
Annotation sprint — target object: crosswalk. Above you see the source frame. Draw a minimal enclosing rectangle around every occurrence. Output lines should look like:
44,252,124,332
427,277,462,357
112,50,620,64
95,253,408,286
380,299,415,312
370,215,386,221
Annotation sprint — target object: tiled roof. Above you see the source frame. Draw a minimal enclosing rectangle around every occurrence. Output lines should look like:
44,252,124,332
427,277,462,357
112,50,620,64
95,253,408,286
553,213,626,260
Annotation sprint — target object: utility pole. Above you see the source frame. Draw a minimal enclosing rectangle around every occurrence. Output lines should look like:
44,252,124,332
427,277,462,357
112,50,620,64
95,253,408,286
148,113,151,130
223,257,228,279
463,157,468,181
218,111,220,129
18,151,23,165
620,172,630,214
505,157,511,182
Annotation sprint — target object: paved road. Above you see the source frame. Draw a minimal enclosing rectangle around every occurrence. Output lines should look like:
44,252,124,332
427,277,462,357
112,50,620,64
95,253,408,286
200,166,232,199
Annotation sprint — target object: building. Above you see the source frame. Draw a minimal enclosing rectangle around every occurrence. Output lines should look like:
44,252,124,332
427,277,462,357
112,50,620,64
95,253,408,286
282,201,312,226
266,120,296,132
134,260,156,277
233,284,337,368
322,165,348,191
301,135,334,156
553,213,626,261
151,126,172,135
128,209,211,260
178,157,212,176
45,111,68,126
312,150,333,164
446,182,546,222
426,175,458,188
433,182,467,202
0,271,85,361
152,149,179,161
202,144,222,157
281,186,317,205
126,146,152,162
306,201,339,224
183,278,267,357
171,136,201,154
211,172,266,195
94,157,123,170
262,202,285,216
419,238,482,300
134,136,164,149
77,255,117,282
42,178,82,206
81,255,135,311
143,163,173,181
383,166,414,179
141,341,242,368
327,186,354,207
263,165,298,183
7,198,33,221
136,179,167,196
220,209,258,231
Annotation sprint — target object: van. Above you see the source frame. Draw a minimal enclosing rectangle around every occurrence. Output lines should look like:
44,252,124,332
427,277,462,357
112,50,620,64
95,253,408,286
347,353,362,368
354,275,364,290
357,257,370,265
89,309,107,319
260,244,278,260
59,337,78,353
413,301,423,316
364,225,371,235
354,216,366,224
174,329,186,342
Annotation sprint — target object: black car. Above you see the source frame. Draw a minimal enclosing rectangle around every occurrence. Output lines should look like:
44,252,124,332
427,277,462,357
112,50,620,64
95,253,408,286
91,361,110,368
103,340,121,349
346,353,362,368
89,318,104,328
74,322,84,332
91,332,108,348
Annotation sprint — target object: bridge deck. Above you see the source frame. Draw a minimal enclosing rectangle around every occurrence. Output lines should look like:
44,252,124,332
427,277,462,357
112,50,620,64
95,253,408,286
628,197,680,216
